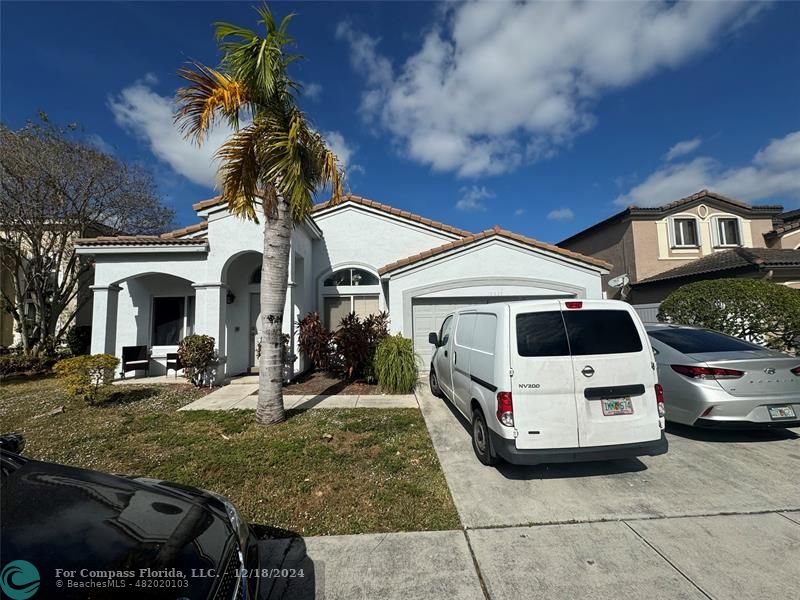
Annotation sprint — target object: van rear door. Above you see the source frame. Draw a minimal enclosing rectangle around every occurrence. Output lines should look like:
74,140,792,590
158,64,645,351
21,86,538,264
561,301,661,448
510,302,579,450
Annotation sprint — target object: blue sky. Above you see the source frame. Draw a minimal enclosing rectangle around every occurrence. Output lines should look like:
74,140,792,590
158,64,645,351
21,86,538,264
2,1,799,242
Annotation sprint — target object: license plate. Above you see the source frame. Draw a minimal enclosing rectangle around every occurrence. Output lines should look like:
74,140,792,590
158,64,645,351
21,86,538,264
602,397,633,416
768,406,796,420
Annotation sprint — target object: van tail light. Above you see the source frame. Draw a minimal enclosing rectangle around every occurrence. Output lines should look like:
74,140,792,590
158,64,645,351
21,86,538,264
565,301,583,309
496,392,514,427
655,384,666,419
670,365,744,380
791,366,800,376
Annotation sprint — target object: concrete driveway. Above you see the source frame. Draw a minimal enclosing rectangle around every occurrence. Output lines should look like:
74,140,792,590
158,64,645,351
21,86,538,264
416,385,800,599
257,387,800,600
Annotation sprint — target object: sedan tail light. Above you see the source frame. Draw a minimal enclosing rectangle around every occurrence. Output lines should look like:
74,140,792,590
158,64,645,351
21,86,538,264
671,364,744,380
792,366,800,376
496,392,514,427
655,384,666,418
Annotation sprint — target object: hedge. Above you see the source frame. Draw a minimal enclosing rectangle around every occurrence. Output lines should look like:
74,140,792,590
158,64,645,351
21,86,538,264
658,278,800,353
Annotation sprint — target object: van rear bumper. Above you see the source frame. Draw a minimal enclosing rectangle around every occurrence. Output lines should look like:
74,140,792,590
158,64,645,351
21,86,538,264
489,431,668,465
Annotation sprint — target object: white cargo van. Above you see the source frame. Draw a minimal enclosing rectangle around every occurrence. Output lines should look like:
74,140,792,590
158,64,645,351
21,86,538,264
427,299,667,465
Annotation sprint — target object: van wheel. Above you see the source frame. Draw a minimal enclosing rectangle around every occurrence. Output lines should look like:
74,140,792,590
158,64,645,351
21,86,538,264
472,409,499,466
429,369,443,398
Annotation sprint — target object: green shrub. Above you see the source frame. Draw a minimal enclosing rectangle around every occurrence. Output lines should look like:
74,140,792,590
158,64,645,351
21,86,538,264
66,325,92,356
0,353,57,378
53,354,119,405
658,279,800,353
297,312,332,371
374,334,419,393
177,334,218,386
332,312,389,381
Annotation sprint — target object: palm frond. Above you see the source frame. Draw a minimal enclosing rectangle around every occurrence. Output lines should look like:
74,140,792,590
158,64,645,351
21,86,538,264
215,123,263,222
176,2,345,226
175,63,248,144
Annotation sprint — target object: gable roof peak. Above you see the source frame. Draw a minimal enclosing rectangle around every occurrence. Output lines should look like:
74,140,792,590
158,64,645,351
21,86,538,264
312,193,472,238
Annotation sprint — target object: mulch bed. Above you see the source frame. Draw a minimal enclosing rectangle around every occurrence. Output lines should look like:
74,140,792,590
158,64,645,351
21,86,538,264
283,370,381,395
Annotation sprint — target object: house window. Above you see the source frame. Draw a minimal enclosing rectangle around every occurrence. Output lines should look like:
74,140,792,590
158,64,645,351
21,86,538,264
716,218,741,247
672,218,699,247
152,296,194,345
324,295,380,328
323,268,379,286
321,267,381,328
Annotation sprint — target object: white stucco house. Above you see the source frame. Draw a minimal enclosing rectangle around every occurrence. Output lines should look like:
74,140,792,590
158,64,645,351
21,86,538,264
75,194,610,381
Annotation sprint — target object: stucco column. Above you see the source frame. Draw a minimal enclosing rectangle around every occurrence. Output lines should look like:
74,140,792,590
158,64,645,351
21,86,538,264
90,284,120,355
192,282,227,381
283,282,297,378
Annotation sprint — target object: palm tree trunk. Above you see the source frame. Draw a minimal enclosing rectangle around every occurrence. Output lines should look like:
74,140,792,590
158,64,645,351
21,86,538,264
256,198,291,425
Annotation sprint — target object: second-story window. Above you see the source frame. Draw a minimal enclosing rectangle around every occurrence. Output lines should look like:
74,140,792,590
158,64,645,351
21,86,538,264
716,217,741,246
673,218,699,247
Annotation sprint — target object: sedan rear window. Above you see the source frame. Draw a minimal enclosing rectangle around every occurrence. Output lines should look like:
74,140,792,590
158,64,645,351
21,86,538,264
563,310,643,355
649,328,762,354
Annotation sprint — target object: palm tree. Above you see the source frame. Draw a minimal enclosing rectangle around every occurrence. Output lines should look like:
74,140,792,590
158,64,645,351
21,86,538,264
175,3,343,425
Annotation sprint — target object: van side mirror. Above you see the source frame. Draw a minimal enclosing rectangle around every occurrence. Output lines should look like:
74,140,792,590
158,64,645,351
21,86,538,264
428,332,439,347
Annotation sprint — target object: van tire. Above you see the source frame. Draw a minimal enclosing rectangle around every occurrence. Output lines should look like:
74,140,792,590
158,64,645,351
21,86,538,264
472,409,499,466
429,368,443,398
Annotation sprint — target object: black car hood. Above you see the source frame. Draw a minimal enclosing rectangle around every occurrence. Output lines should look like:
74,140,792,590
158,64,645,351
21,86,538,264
1,452,236,599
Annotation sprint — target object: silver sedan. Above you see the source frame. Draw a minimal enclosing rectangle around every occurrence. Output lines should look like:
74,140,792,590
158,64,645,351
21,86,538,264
647,324,800,428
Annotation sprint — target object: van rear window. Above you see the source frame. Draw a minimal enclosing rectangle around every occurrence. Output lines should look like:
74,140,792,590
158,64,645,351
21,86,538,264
563,310,642,355
516,312,570,357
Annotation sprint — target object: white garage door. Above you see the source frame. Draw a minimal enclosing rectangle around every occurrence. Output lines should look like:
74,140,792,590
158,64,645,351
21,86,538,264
412,296,543,368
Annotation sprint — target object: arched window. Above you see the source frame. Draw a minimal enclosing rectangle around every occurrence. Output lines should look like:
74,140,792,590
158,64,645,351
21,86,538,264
321,268,380,328
323,268,378,287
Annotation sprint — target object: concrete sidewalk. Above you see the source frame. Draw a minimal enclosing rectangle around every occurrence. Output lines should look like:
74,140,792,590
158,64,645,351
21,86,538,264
179,384,417,411
260,512,800,600
259,530,484,600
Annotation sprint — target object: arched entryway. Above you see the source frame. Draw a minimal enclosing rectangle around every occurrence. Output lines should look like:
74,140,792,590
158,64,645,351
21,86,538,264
104,272,196,375
221,251,263,375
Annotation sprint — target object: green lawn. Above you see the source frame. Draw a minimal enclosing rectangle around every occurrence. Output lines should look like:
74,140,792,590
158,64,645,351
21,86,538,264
0,377,459,536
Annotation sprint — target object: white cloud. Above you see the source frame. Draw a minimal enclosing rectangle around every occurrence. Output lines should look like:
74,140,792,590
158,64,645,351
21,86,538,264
85,133,114,155
456,185,493,212
300,81,323,101
338,1,761,177
616,130,800,207
322,130,363,176
514,208,526,217
547,207,575,221
109,77,233,187
322,131,354,167
665,137,702,161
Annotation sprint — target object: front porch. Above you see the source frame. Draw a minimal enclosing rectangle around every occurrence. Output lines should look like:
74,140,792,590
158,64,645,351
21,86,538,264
90,247,309,384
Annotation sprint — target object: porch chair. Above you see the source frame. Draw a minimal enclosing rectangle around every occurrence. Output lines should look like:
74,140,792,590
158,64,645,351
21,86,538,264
166,353,183,378
121,345,150,379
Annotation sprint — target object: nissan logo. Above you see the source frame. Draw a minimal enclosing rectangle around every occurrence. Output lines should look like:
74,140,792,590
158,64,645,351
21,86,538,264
581,366,595,378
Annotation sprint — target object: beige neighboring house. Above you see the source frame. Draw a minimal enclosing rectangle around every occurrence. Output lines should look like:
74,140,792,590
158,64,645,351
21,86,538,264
557,190,799,316
764,208,800,249
0,257,15,346
0,231,97,349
